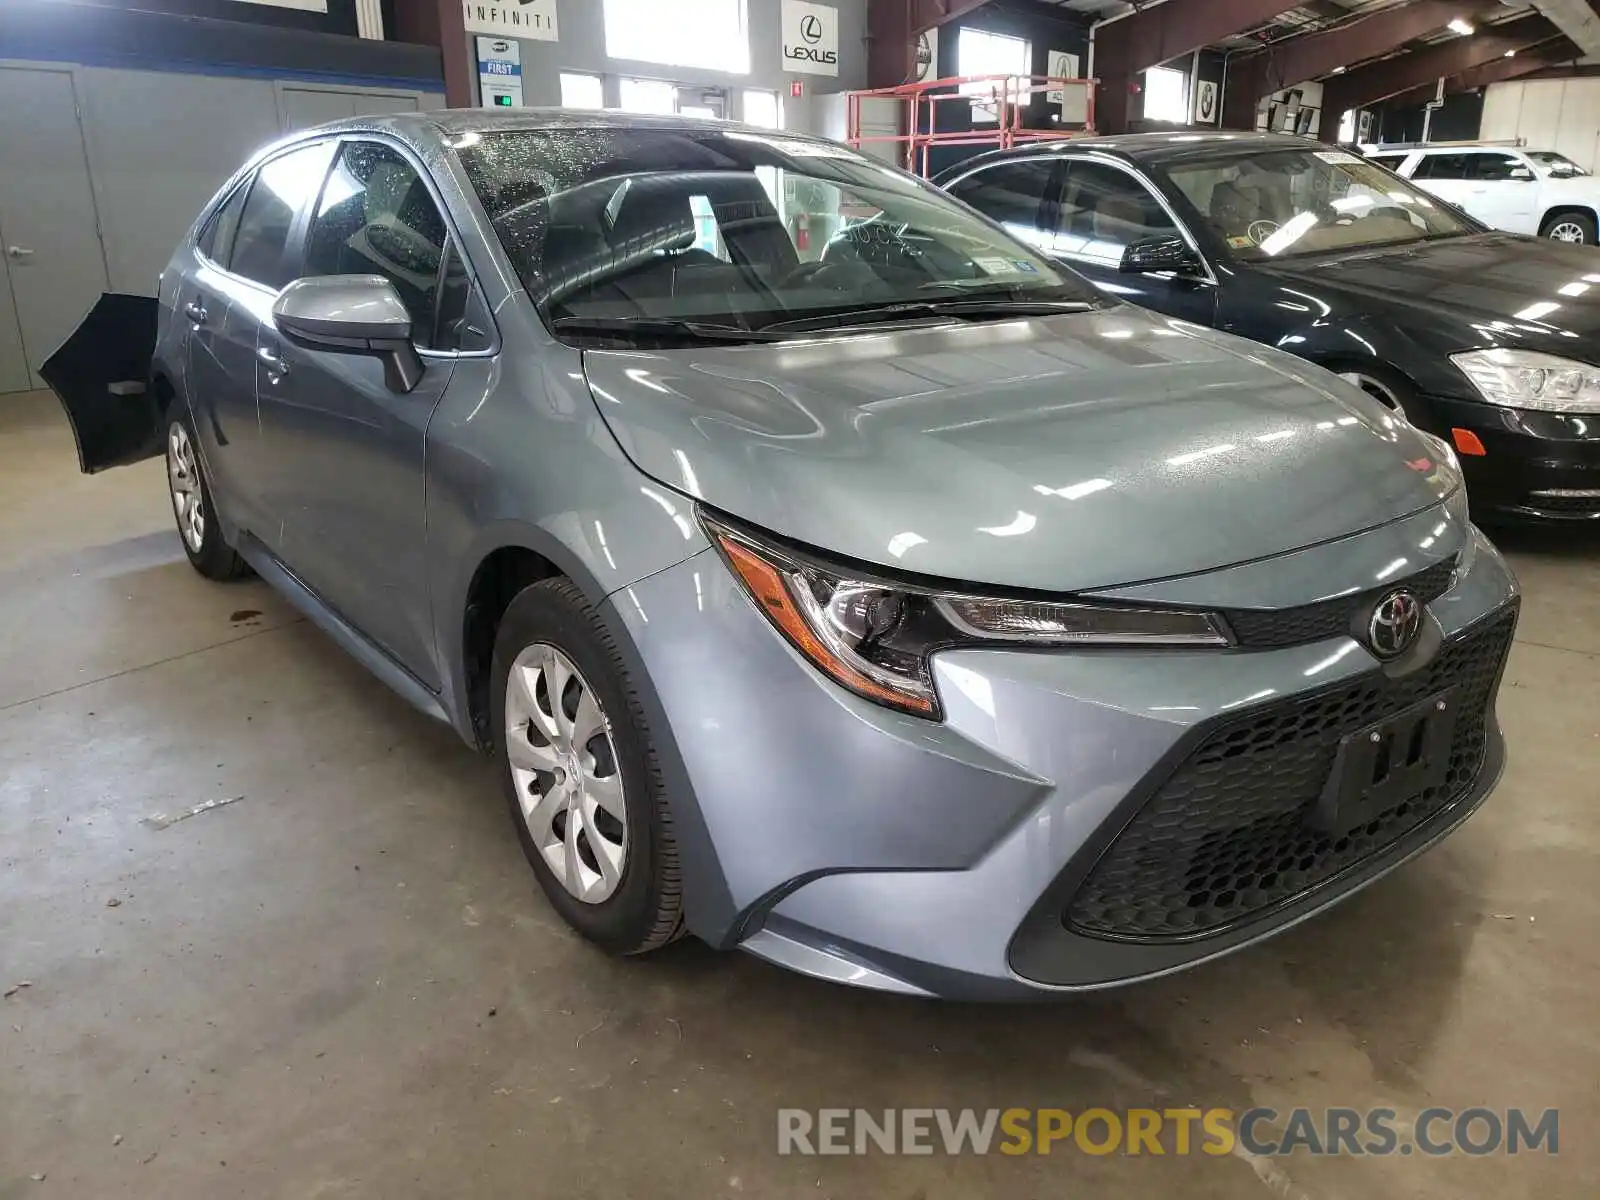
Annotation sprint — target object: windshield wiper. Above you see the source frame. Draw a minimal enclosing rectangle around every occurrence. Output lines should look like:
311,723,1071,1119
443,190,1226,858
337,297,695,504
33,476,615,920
759,297,1094,334
550,315,783,344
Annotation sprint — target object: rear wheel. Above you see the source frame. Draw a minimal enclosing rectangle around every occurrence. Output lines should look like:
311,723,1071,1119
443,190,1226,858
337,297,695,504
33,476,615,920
1541,212,1597,245
166,411,249,581
491,578,684,954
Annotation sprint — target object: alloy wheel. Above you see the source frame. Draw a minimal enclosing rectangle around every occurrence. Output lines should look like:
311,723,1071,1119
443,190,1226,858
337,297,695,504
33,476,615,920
167,422,205,552
1548,221,1588,244
504,643,628,903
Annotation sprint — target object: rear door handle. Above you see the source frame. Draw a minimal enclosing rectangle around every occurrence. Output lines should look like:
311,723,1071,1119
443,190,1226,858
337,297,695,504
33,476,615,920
184,301,208,324
5,246,34,260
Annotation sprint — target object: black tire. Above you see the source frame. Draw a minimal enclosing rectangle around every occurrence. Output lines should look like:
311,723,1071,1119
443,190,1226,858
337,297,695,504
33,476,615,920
1540,211,1597,245
491,577,684,955
164,408,250,581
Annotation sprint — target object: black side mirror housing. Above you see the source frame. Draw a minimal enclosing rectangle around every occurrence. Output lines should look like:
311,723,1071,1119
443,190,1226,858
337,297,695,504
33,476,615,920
1120,234,1204,277
272,275,424,394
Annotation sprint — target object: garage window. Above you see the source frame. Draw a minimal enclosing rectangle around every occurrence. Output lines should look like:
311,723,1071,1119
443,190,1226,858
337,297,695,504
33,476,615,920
958,28,1030,122
603,0,749,74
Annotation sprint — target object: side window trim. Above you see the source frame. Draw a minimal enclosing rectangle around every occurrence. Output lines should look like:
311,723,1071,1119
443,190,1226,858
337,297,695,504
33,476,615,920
327,132,499,359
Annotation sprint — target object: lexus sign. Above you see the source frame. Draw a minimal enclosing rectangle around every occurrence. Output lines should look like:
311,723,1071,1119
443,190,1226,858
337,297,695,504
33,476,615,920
782,0,839,76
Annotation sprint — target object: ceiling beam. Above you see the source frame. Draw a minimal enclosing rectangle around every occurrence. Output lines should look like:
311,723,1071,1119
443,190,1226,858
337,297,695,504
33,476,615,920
1380,35,1579,107
1317,13,1560,138
1221,0,1504,128
1095,0,1305,131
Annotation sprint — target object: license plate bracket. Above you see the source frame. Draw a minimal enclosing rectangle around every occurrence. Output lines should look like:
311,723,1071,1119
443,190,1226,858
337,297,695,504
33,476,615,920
1313,690,1459,837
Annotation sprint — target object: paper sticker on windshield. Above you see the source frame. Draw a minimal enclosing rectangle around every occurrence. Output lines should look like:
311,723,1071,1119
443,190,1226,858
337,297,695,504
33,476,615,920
1011,259,1039,273
975,256,1027,275
1315,150,1362,166
1227,234,1256,249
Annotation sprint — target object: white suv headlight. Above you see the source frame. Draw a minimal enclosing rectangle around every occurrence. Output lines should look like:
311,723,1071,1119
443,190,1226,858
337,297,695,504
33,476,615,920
1451,348,1600,413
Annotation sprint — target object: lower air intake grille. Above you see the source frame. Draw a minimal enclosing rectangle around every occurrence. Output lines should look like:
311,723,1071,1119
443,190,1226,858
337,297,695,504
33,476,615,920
1065,606,1516,941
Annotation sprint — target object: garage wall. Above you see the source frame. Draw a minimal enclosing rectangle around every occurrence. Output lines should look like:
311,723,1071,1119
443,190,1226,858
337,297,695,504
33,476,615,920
487,0,871,110
1481,76,1600,171
0,61,442,392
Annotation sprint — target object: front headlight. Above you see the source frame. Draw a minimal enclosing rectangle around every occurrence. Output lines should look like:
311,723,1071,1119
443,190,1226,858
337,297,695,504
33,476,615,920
703,513,1229,719
1451,349,1600,413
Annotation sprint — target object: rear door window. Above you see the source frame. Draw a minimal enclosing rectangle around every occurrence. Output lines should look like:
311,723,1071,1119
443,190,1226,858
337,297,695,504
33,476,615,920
197,184,249,264
1413,153,1470,181
228,142,335,289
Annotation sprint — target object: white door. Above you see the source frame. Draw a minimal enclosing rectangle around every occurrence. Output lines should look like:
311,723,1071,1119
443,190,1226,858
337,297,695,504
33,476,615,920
1459,151,1539,234
0,66,111,389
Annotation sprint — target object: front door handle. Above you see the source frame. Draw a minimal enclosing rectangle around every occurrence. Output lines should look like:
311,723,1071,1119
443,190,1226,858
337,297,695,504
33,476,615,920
256,346,290,380
5,246,34,261
184,301,208,324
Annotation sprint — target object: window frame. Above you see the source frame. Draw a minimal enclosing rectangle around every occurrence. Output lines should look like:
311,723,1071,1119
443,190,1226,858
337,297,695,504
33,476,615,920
282,132,499,360
1049,153,1214,281
226,140,338,293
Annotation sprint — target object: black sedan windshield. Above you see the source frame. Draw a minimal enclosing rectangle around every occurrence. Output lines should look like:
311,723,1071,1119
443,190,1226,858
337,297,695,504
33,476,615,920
455,126,1092,335
1166,147,1476,260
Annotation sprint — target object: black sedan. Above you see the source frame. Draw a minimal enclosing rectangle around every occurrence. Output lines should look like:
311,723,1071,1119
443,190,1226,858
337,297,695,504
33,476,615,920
933,132,1600,523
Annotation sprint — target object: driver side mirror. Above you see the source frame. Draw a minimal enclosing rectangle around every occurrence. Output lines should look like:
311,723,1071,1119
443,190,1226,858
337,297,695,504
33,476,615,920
1509,167,1535,182
272,275,424,394
1120,234,1204,278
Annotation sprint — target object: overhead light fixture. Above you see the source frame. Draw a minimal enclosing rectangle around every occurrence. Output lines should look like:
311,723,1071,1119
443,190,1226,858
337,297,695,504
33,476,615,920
1505,49,1517,57
1448,18,1475,35
1332,65,1347,74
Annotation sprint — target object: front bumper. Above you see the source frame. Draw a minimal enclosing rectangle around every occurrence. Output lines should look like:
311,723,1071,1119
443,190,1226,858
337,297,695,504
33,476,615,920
603,507,1519,1000
1423,395,1600,521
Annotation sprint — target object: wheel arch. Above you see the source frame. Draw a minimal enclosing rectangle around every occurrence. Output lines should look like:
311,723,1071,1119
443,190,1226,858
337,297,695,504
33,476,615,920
1540,204,1597,231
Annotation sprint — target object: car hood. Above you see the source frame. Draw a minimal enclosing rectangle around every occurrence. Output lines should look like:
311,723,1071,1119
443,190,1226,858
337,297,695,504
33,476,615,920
1260,232,1600,343
1540,173,1600,199
583,309,1455,592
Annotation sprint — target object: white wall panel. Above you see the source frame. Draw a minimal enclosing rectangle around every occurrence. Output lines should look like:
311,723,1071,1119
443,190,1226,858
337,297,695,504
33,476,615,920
1482,75,1600,172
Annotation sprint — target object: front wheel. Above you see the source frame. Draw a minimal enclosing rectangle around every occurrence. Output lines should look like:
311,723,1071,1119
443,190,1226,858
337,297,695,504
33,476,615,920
165,412,249,581
491,578,685,955
1541,212,1597,245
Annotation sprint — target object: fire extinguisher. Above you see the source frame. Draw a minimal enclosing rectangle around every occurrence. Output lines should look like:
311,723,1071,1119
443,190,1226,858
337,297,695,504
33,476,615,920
794,212,810,252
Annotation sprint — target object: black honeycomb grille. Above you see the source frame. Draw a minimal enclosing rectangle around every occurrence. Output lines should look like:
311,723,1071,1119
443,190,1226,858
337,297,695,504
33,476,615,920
1065,606,1516,941
1220,557,1458,649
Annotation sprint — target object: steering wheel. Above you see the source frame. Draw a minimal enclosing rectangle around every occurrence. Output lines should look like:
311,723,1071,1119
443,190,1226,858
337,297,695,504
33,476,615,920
1246,219,1280,245
1361,204,1416,225
783,260,833,286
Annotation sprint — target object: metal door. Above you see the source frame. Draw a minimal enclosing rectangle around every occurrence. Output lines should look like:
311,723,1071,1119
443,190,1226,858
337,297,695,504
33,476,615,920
0,67,111,389
0,258,28,394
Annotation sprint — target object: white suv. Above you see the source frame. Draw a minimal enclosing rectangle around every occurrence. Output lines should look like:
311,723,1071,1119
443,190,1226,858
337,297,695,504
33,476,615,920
1367,144,1598,244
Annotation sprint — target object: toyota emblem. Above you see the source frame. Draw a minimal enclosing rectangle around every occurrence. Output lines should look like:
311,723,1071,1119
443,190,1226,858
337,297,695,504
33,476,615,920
1367,588,1424,659
800,14,823,43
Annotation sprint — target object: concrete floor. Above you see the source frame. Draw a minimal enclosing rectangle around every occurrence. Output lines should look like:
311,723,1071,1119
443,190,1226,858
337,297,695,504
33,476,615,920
1,389,1596,1199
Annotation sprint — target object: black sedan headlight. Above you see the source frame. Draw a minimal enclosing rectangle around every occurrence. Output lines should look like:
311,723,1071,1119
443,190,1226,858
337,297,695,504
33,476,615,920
703,513,1229,718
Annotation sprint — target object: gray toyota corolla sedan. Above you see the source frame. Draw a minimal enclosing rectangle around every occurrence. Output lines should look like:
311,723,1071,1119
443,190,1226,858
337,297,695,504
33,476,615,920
50,111,1519,999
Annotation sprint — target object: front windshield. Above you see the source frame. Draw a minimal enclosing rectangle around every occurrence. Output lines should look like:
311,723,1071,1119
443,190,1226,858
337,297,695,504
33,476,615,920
1166,147,1477,261
1527,151,1590,177
455,127,1093,335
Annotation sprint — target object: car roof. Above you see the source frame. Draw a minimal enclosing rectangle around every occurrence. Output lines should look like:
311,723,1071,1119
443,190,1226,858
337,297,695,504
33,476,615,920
287,106,811,144
935,131,1328,181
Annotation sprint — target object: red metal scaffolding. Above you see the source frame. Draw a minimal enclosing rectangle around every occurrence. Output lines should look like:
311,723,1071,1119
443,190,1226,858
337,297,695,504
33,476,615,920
845,74,1096,178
